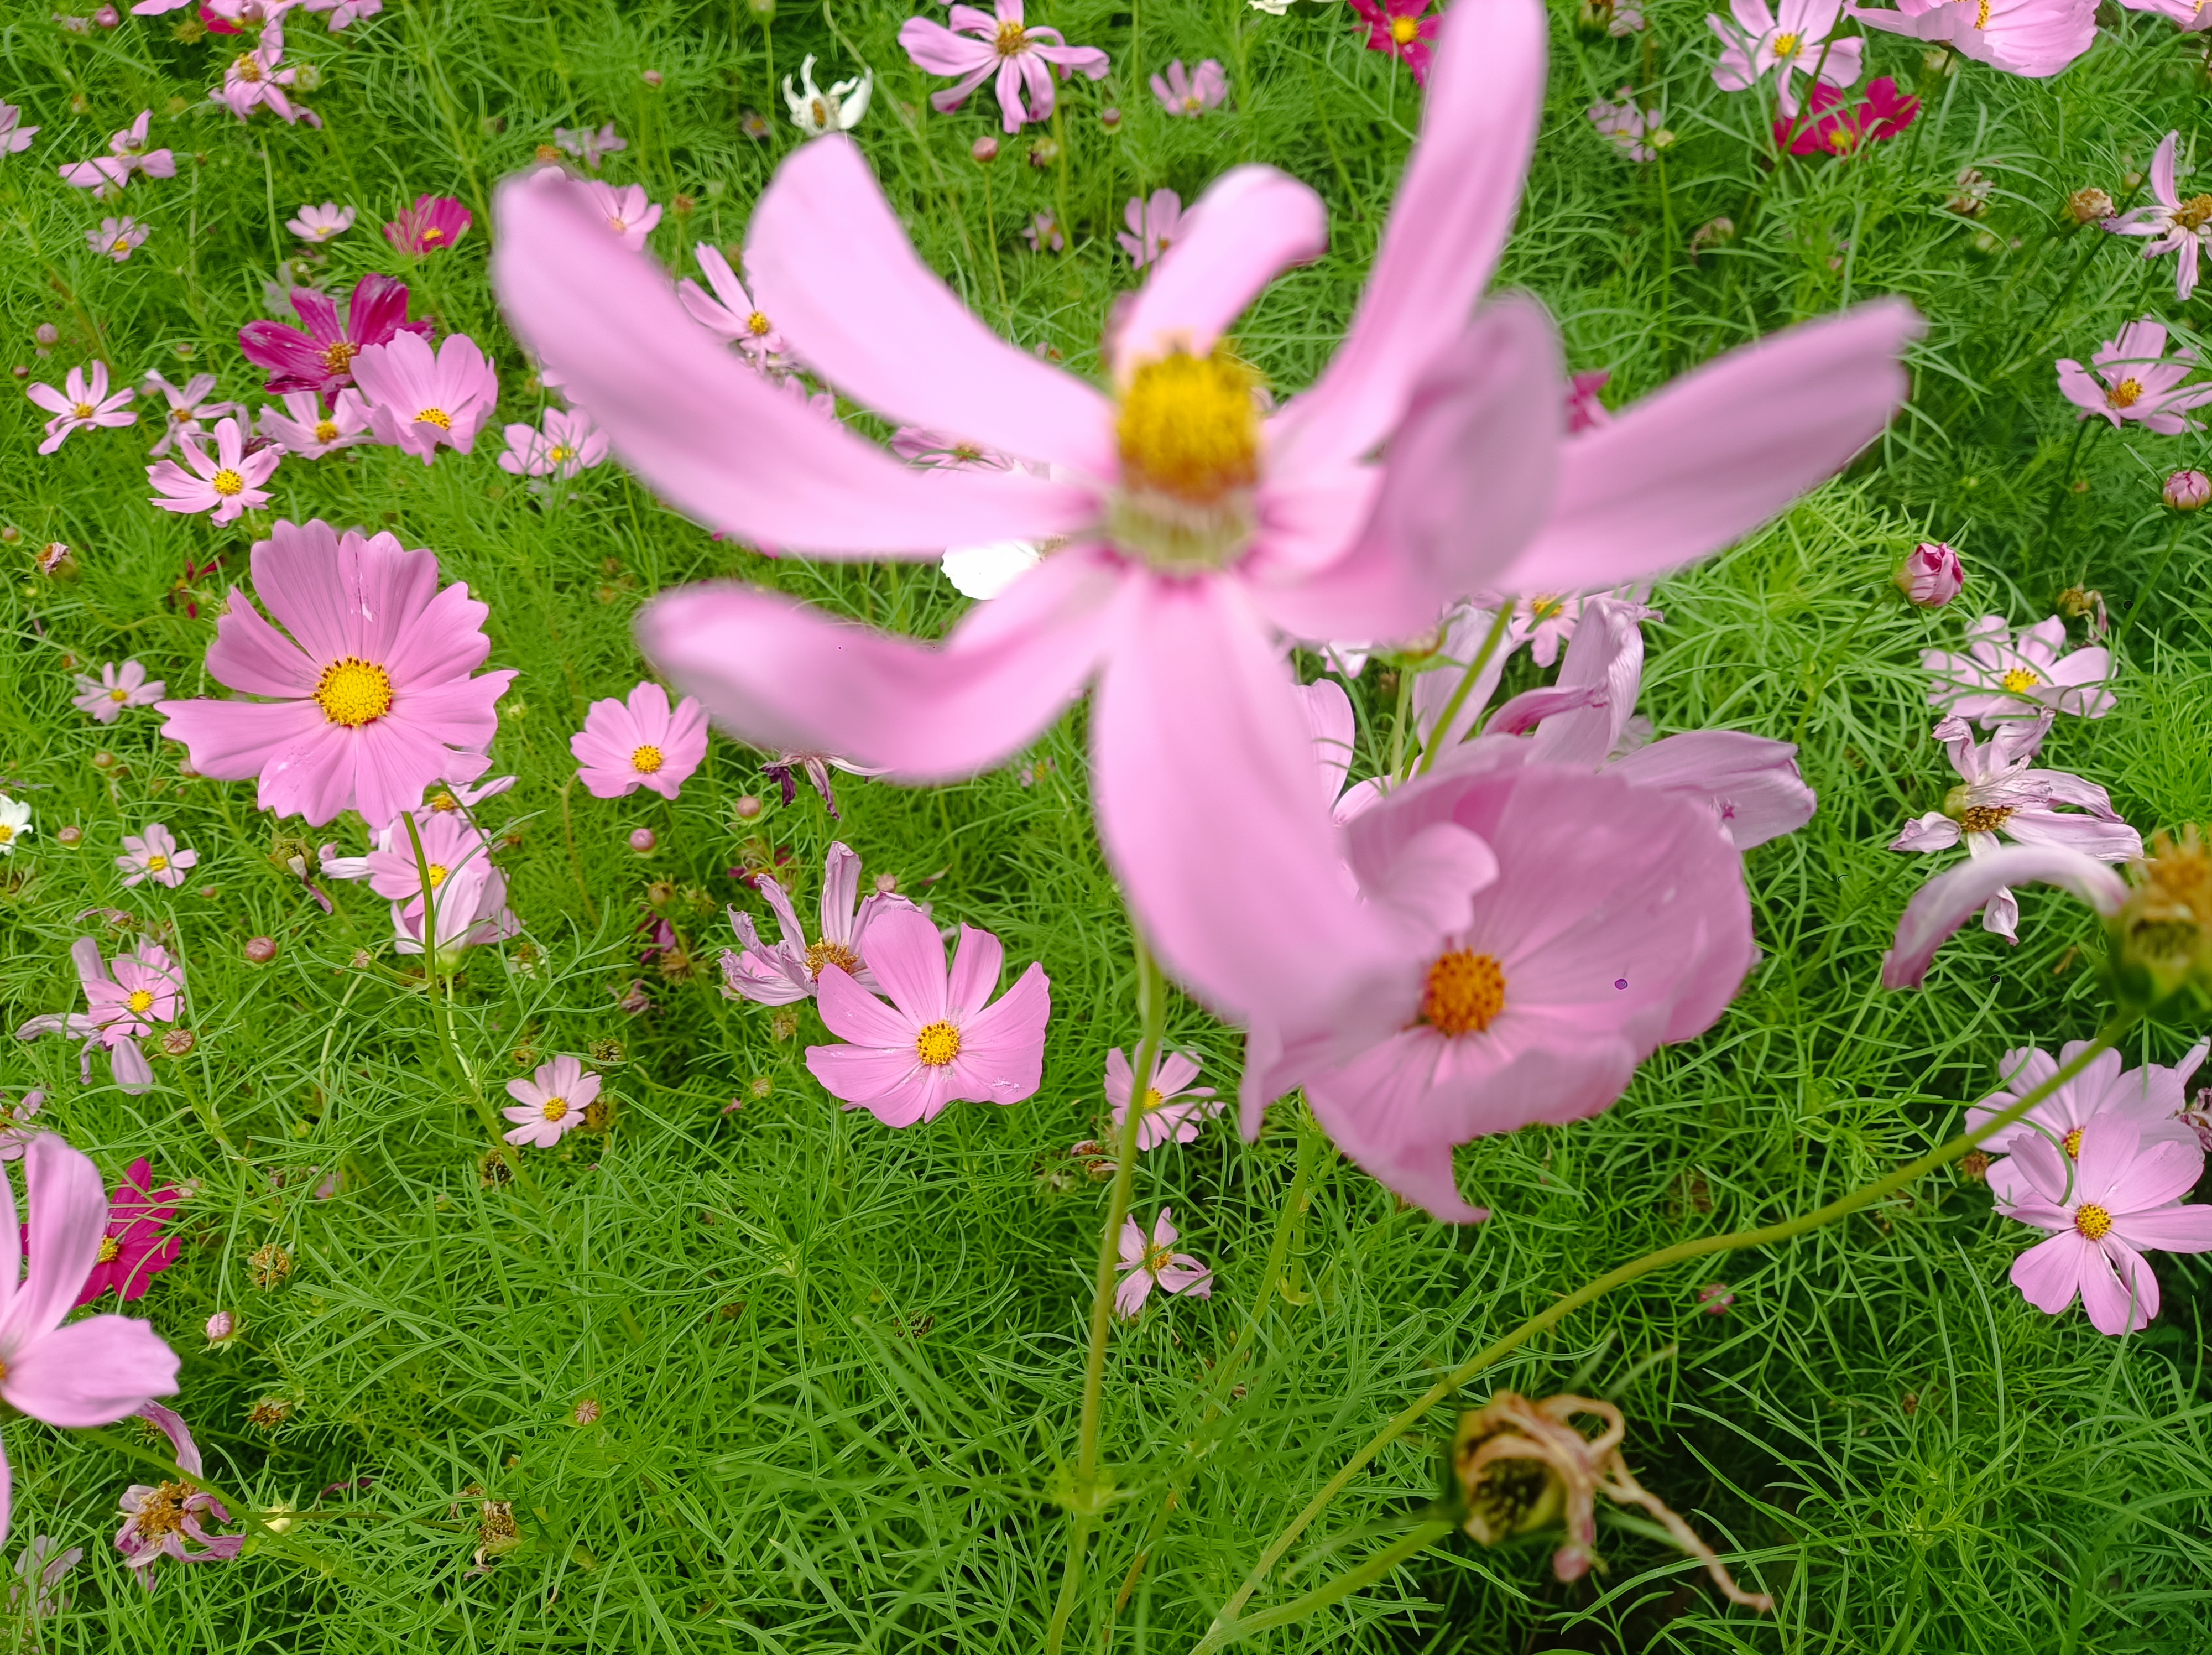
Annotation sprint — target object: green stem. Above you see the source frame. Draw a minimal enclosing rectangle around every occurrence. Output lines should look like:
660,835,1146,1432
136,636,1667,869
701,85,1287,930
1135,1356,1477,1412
1792,588,1890,748
76,1425,265,1536
2032,418,2106,564
1412,604,1515,777
1189,1519,1455,1655
2116,513,2190,651
1200,1011,2138,1642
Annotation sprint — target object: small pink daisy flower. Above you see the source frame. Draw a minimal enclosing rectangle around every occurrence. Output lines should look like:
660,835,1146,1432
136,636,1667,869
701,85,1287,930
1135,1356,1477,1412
497,406,609,479
0,102,39,155
1969,1039,2206,1206
805,905,1051,1127
56,110,175,197
676,245,787,365
2055,318,2211,435
1352,0,1441,87
115,1401,243,1585
286,201,356,241
503,1054,599,1148
117,823,199,889
553,123,625,169
258,388,374,458
143,371,243,460
393,855,518,965
1116,189,1183,269
27,361,135,454
1708,0,1863,116
88,215,147,261
1151,59,1227,117
18,937,184,1092
1924,614,2115,725
2110,133,2212,302
384,193,472,255
148,417,277,525
1113,1208,1212,1315
890,427,1015,470
898,0,1110,134
213,32,321,127
72,660,165,725
304,0,383,26
722,841,901,1004
1105,1047,1220,1150
570,681,708,799
580,180,660,250
351,332,498,465
1021,211,1063,254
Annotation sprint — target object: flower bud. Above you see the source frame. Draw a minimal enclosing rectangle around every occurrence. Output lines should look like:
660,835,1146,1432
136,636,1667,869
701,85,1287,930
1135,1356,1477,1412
55,824,82,846
33,324,58,348
1696,1282,1735,1316
642,69,664,87
206,1310,237,1343
732,794,763,821
1100,107,1122,131
95,4,120,24
628,826,657,853
2066,186,2114,227
573,1398,602,1425
91,750,118,771
244,935,278,965
1894,542,1964,607
2164,470,2210,512
971,136,999,164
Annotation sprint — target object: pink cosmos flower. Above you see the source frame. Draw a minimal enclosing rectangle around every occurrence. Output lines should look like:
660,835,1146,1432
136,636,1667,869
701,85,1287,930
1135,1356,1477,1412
722,841,902,1004
258,388,374,457
1114,1208,1213,1315
892,426,1015,470
1846,0,2096,78
143,371,243,459
2116,0,2212,25
497,406,609,478
1708,0,1861,116
2056,318,2211,434
1889,713,2138,941
214,29,321,126
385,193,473,255
88,215,148,260
357,803,494,915
2109,133,2212,302
578,179,661,249
490,0,1917,1038
303,0,382,25
286,201,356,241
0,103,38,155
72,659,165,724
0,1136,182,1549
503,1054,599,1148
0,1094,42,1163
15,938,182,1092
28,361,135,454
57,111,175,197
1777,76,1918,156
1896,540,1963,606
1924,613,2114,725
554,122,625,168
677,245,787,364
1880,844,2126,990
10,1534,81,1622
1353,0,1442,86
898,1,1111,134
1117,189,1183,269
238,273,429,398
1970,1039,2205,1205
1152,59,1228,116
70,1158,182,1305
154,519,514,828
148,418,277,525
1105,1048,1220,1150
114,1400,244,1586
1021,211,1063,254
393,854,518,965
351,332,498,464
570,681,708,799
1587,92,1660,162
1243,763,1755,1222
117,823,199,889
2000,1118,2212,1335
1505,591,1583,667
804,904,1051,1127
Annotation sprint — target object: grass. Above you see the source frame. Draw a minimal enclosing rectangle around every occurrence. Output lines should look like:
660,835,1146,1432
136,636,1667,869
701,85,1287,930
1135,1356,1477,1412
4,0,2212,1650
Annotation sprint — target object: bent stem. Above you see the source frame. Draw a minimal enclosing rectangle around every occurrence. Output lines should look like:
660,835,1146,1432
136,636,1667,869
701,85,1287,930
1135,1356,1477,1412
2117,514,2189,650
1412,603,1515,778
1045,930,1168,1655
1190,1519,1457,1655
1197,1011,2138,1647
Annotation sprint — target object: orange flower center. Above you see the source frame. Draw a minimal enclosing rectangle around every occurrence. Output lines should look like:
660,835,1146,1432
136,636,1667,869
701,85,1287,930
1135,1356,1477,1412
2176,195,2212,231
995,19,1026,55
1771,30,1800,55
806,939,860,979
322,341,356,373
97,1235,122,1263
414,407,453,430
2107,379,2143,410
1420,950,1507,1037
915,1021,961,1066
314,420,338,443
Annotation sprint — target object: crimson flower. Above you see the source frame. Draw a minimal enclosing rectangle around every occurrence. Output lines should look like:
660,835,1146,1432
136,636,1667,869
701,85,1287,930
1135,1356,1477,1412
70,1158,182,1306
238,273,431,399
1776,76,1918,157
1353,0,1441,86
385,194,473,255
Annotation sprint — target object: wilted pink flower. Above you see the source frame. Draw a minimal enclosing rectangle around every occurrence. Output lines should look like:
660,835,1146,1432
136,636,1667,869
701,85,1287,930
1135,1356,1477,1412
553,122,625,168
148,418,277,525
1106,1048,1220,1150
1709,0,1862,115
286,201,355,241
0,1093,44,1163
2116,0,2212,24
143,371,242,460
722,841,901,1004
580,179,661,249
1695,1282,1735,1315
15,941,182,1092
1777,75,1918,156
1969,1039,2205,1206
114,1399,243,1585
384,193,472,254
258,388,374,458
154,519,515,828
758,750,884,820
2166,469,2212,511
1924,613,2114,725
88,215,148,260
805,905,1050,1127
118,824,199,889
57,110,175,197
393,855,518,966
1847,0,2096,79
503,1054,599,1148
0,103,39,155
1895,540,1963,605
2056,318,2211,434
497,405,608,478
73,660,165,724
898,0,1110,133
214,29,320,126
677,245,787,364
1587,91,1659,162
1353,0,1442,86
1114,1208,1212,1315
352,332,498,464
570,681,708,799
27,361,135,454
1116,189,1182,269
2109,133,2212,301
70,1157,182,1305
1021,211,1063,253
1151,59,1227,116
239,274,429,400
1880,844,2126,990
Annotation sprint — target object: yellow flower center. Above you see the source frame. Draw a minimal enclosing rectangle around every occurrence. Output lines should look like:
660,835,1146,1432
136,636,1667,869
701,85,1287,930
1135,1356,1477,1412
422,227,446,244
1529,595,1565,621
211,467,246,497
1109,351,1261,571
2176,195,2212,232
1390,15,1420,44
314,420,338,443
425,863,448,888
1999,667,2040,693
430,791,460,811
541,1095,568,1121
2062,1127,2084,1159
1137,1086,1164,1113
415,407,453,430
97,1235,121,1263
1420,950,1508,1038
1974,0,1990,23
2074,1202,2112,1241
747,310,773,337
1771,29,1799,55
313,656,394,727
810,98,831,127
134,1482,192,1541
915,1021,962,1066
995,19,1027,55
322,340,356,373
805,939,860,979
0,826,13,844
73,401,96,419
147,853,169,871
631,744,665,774
109,688,129,701
2107,379,2143,410
235,51,263,82
548,444,573,464
1142,1241,1175,1273
128,988,155,1015
171,407,195,425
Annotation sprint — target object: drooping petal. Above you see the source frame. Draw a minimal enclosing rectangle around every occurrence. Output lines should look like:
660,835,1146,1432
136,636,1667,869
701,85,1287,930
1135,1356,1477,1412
2079,1236,2158,1335
1881,845,2127,989
8,1136,110,1344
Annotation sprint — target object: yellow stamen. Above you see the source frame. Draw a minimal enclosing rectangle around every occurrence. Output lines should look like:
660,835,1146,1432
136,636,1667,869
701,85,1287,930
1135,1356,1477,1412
548,444,574,464
73,402,96,420
234,52,263,82
147,853,169,872
540,1095,568,1121
2062,1127,2084,1159
1420,950,1507,1038
747,310,773,337
211,467,246,497
321,340,356,373
806,939,860,979
127,988,155,1015
1999,667,2041,693
425,863,448,888
1390,15,1420,45
1136,1086,1164,1113
2074,1203,2112,1241
313,656,394,727
1974,0,1991,25
314,420,338,443
422,227,446,244
1109,350,1261,571
915,1021,961,1066
994,19,1026,55
2107,379,2143,410
1771,30,1800,55
414,407,453,430
630,744,665,774
1958,805,2013,835
109,688,129,702
97,1235,121,1263
2175,195,2212,232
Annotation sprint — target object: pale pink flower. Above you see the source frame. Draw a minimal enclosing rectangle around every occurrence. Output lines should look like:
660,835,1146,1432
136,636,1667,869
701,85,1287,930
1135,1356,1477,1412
286,201,356,241
115,1401,243,1586
384,194,472,255
117,823,199,889
0,103,38,156
570,681,708,799
1708,0,1862,115
258,388,373,457
580,179,661,249
1969,1040,2206,1206
15,938,184,1092
1846,0,2096,78
1895,540,1963,606
1924,613,2114,724
2001,1118,2212,1335
497,405,608,478
1880,844,2126,990
154,519,515,828
303,0,383,26
392,855,518,965
57,110,174,197
553,122,625,168
9,1533,81,1623
490,2,1917,1037
148,418,277,525
143,370,243,459
358,804,493,915
2056,318,2210,434
0,1093,45,1163
27,361,135,454
722,841,902,1004
1151,59,1227,117
1021,211,1063,253
88,215,147,260
899,1,1110,133
214,29,321,127
2109,133,2212,302
804,905,1050,1127
1587,92,1659,162
1113,1208,1212,1315
503,1054,599,1148
1105,1048,1220,1150
72,659,164,724
1506,591,1583,667
352,332,498,464
1115,189,1182,269
2115,0,2212,25
677,245,787,363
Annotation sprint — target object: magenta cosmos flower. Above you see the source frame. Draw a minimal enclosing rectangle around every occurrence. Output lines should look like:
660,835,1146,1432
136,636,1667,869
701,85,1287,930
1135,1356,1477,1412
722,842,900,1004
1778,76,1919,156
2000,1118,2212,1335
2111,134,2212,303
1152,59,1227,117
0,1136,181,1548
578,180,660,250
1895,540,1963,606
1352,0,1441,86
1114,1208,1212,1315
498,406,608,478
352,332,498,464
2057,318,2210,434
73,660,165,724
1106,1047,1220,1150
214,30,320,126
386,194,473,254
490,0,1915,1035
239,273,430,399
1969,1039,2206,1206
148,418,278,525
155,519,514,828
259,388,374,458
1117,189,1183,269
117,824,199,889
570,681,708,799
1925,613,2114,725
504,1054,599,1148
805,904,1050,1127
28,361,135,454
1846,0,2096,77
898,1,1110,134
114,1400,244,1586
71,1157,183,1305
1245,763,1756,1223
1708,0,1861,115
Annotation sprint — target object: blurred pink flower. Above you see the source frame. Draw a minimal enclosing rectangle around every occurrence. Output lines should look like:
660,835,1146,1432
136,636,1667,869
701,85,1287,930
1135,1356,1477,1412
143,371,242,460
1105,1048,1219,1150
1114,1208,1212,1315
214,29,320,126
286,201,355,241
28,361,135,454
1587,92,1658,162
70,1157,182,1305
2109,133,2212,301
891,426,1015,470
352,332,498,464
1021,211,1063,253
580,179,661,249
570,681,708,799
1776,75,1918,157
9,1533,81,1621
677,246,788,365
115,1400,243,1586
554,122,625,168
393,855,518,965
385,193,472,254
1564,370,1612,433
154,519,514,828
497,405,608,478
148,418,278,525
1971,1039,2206,1203
0,1094,41,1163
1353,0,1441,86
73,660,165,724
1708,0,1861,115
1924,613,2114,724
899,0,1110,133
88,215,147,260
238,273,430,398
503,1054,599,1148
1151,59,1227,116
2056,318,2211,434
258,388,374,458
1880,844,2126,989
1116,189,1182,268
1895,540,1963,606
117,824,199,889
57,110,174,197
805,904,1050,1127
722,841,901,1005
1847,0,2096,78
0,103,39,155
304,0,383,25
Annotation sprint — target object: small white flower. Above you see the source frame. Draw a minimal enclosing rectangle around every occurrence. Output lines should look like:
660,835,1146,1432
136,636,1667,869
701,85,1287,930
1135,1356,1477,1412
0,796,32,856
783,54,871,138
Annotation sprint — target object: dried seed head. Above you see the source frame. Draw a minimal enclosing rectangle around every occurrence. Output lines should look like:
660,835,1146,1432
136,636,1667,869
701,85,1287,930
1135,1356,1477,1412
2066,186,2115,226
247,1396,294,1430
247,1242,293,1288
2115,825,2212,1006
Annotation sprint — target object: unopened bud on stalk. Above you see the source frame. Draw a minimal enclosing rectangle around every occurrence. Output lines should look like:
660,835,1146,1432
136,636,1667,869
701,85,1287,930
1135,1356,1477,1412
1895,542,1964,607
970,137,998,164
628,827,657,853
2065,187,2114,227
2164,470,2210,512
206,1310,237,1343
2112,826,2212,1008
1099,107,1122,131
244,935,278,964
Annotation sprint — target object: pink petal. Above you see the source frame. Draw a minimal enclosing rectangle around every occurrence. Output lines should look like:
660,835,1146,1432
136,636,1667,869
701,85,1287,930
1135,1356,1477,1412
947,962,1050,1102
0,1311,178,1428
806,1039,924,1105
1881,845,2127,989
1111,167,1328,374
852,904,949,1025
1114,1269,1154,1316
1605,730,1816,850
2115,1203,2212,1252
946,924,1006,1019
2008,1230,2086,1315
2079,1236,2157,1335
6,1137,109,1344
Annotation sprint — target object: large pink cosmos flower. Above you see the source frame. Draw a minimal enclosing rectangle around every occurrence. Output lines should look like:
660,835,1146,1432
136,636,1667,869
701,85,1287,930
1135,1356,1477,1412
57,111,175,197
351,332,498,464
28,362,135,454
2056,318,2211,434
385,194,473,254
238,273,431,399
1924,614,2114,725
570,681,708,799
1105,1047,1220,1150
804,904,1050,1127
1114,1208,1213,1315
898,1,1110,134
491,0,1914,1036
72,659,165,725
1969,1039,2205,1206
71,1158,182,1305
503,1054,599,1148
1846,0,2096,77
1708,0,1862,116
114,1400,244,1586
722,841,901,1004
148,418,278,525
1245,763,1755,1222
2110,133,2212,303
2000,1118,2212,1335
155,519,514,828
17,939,183,1094
0,1136,182,1549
